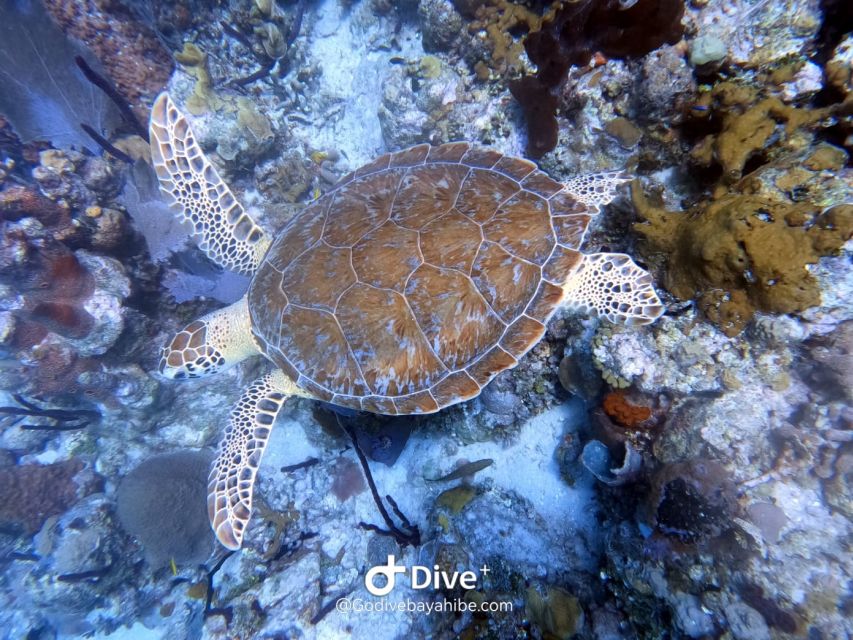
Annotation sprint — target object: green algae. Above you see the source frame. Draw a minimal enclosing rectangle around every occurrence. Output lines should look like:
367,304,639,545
436,485,477,514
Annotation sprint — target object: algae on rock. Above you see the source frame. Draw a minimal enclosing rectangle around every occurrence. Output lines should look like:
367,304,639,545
634,77,852,335
632,170,852,335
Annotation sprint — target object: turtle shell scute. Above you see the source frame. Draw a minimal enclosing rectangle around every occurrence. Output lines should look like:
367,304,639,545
248,142,601,414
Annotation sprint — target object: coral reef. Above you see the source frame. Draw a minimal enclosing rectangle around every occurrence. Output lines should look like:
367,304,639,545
24,495,137,636
116,450,214,568
418,0,466,53
378,57,464,147
508,0,685,157
0,459,94,534
632,158,852,335
0,0,851,637
43,0,173,120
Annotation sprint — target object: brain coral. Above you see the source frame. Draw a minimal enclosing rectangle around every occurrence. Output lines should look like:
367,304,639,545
116,450,214,568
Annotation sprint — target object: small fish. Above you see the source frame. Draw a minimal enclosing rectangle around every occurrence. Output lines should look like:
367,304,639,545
170,558,178,576
426,458,494,482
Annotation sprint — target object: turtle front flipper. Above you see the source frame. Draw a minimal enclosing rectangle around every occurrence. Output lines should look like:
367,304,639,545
208,370,304,549
159,296,258,379
563,171,633,211
149,93,270,275
562,253,664,325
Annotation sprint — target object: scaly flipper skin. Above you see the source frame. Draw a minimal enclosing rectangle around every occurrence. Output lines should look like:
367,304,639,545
558,172,664,324
159,296,259,379
562,253,664,325
563,171,632,211
208,370,306,549
149,93,270,275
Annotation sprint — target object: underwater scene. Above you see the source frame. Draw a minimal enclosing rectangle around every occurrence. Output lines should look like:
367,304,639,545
0,0,851,638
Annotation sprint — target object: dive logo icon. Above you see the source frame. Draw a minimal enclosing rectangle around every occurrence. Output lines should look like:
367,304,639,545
365,555,407,596
363,555,485,596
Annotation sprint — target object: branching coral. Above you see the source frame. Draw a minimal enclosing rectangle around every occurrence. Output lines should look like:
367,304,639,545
687,82,836,181
634,84,853,336
466,0,561,76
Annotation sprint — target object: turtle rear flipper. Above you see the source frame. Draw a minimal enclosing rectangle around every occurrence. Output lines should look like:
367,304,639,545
562,253,664,325
208,370,305,549
149,93,270,275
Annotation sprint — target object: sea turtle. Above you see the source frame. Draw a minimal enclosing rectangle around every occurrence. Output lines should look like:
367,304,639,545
149,93,664,550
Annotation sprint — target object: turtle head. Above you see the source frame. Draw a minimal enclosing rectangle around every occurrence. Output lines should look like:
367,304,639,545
158,296,259,381
158,320,225,380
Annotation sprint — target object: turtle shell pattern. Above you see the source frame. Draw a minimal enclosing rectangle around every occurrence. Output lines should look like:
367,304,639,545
248,142,596,415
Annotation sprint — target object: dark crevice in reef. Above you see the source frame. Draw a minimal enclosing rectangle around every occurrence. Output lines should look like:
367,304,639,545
815,0,853,65
510,0,685,158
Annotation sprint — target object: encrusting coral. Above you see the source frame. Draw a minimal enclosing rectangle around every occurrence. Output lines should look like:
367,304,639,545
687,82,839,181
0,459,92,534
0,185,69,228
633,181,852,336
633,81,853,336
